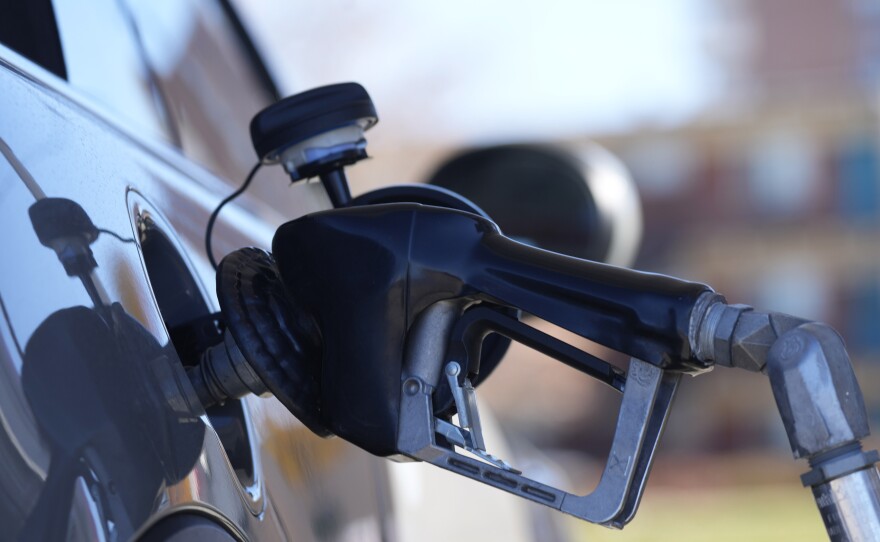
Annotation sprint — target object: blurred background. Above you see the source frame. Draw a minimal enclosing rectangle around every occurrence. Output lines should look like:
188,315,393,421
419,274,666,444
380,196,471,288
234,0,880,539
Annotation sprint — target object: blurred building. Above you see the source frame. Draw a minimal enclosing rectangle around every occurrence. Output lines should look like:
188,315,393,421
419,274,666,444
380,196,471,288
584,0,880,450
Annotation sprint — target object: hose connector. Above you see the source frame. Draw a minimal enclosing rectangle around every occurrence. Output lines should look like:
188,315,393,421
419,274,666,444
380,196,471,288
688,292,807,373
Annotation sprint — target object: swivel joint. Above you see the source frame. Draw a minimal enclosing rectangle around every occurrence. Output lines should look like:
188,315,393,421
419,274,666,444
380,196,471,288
766,323,870,459
689,294,880,539
689,292,807,372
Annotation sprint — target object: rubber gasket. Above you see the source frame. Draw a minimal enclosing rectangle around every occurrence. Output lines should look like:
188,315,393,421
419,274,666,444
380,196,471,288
216,248,330,436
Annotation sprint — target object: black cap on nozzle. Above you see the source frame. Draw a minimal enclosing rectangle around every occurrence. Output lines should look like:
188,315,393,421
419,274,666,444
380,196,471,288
249,82,378,207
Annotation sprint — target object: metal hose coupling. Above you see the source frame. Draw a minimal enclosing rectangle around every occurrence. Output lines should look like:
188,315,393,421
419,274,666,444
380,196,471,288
767,323,880,541
690,292,880,540
187,331,268,408
688,292,807,372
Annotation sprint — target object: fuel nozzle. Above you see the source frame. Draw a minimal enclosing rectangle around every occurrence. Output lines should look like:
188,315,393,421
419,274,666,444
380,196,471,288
249,82,378,207
195,80,715,528
185,201,711,528
191,81,880,534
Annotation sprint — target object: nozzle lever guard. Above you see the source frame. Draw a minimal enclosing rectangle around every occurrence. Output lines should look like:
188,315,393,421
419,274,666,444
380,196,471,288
398,301,679,527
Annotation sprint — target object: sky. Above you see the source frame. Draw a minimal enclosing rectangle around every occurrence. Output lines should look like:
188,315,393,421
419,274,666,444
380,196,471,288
240,0,723,145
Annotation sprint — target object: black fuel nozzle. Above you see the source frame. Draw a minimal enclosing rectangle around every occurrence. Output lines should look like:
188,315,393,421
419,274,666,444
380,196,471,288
249,82,378,207
263,202,715,526
186,202,715,527
189,81,880,532
270,203,713,455
190,203,712,450
198,83,716,521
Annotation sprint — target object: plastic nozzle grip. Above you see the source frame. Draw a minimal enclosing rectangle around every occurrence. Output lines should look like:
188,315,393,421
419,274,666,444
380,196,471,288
272,203,711,456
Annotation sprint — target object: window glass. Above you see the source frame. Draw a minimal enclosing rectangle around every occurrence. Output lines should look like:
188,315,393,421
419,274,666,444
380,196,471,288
122,0,276,183
52,0,172,141
844,274,880,355
753,257,830,322
621,138,698,198
746,129,819,217
837,133,880,221
0,0,67,79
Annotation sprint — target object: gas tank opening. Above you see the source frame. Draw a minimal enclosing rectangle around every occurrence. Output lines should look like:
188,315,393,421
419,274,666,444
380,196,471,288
135,208,257,491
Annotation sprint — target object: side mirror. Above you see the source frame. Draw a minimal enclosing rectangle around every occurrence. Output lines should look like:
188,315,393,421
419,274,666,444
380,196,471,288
427,144,643,267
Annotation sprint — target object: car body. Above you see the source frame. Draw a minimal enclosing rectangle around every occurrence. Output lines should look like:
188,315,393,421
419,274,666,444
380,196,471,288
0,1,553,541
0,3,386,540
0,2,374,540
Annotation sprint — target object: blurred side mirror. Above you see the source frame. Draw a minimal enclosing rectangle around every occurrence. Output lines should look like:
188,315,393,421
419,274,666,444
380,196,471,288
427,144,642,267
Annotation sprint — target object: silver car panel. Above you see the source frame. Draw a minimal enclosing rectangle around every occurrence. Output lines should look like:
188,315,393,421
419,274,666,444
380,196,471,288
0,42,392,541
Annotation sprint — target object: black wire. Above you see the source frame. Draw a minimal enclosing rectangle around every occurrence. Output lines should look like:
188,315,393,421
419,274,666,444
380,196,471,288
97,228,136,244
206,162,262,270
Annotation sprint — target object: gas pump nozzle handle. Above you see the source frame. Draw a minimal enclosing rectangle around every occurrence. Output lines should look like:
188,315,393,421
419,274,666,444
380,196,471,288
272,203,712,456
200,201,879,532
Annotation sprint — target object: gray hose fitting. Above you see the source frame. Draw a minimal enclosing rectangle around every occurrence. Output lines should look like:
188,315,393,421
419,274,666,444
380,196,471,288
689,292,810,373
688,292,752,368
187,331,269,408
767,322,870,459
688,293,726,363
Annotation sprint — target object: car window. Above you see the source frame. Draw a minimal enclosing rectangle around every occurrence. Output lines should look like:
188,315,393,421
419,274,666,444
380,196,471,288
0,0,66,79
121,0,278,183
51,0,175,143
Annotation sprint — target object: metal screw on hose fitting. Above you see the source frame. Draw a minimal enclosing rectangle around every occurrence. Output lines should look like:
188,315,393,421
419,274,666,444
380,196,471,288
689,292,810,373
689,293,752,368
689,292,725,362
187,331,269,408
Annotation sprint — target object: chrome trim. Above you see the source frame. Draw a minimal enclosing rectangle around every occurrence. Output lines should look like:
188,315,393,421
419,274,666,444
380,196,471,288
127,190,267,519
